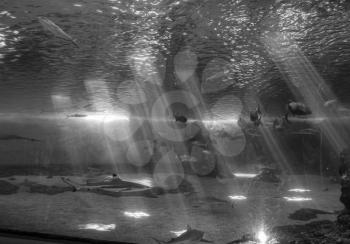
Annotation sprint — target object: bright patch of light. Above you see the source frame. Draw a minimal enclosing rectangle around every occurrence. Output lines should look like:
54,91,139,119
0,33,6,48
234,173,257,178
257,229,268,244
131,178,153,187
85,114,129,123
51,94,72,110
288,188,311,193
78,223,115,231
283,197,312,201
229,195,247,200
0,11,16,19
170,229,186,237
73,3,82,7
124,211,150,219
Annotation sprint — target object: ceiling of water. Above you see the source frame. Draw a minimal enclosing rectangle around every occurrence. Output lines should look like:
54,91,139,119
0,0,350,115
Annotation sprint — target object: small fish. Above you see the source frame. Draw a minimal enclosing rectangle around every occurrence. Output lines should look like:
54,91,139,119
66,113,88,118
324,99,338,109
151,225,212,244
200,196,234,208
249,105,262,126
0,135,41,142
285,100,312,123
272,117,286,131
38,17,79,47
206,69,229,81
174,114,188,123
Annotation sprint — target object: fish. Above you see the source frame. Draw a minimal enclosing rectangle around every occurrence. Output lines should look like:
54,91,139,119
66,113,88,118
0,135,42,142
285,100,312,123
272,117,286,131
200,196,234,208
324,99,338,109
249,105,262,126
288,208,335,221
174,114,188,123
206,69,229,81
151,225,212,243
38,17,79,48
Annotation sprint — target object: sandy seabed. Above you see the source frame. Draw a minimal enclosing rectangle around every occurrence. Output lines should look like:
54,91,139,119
0,174,342,244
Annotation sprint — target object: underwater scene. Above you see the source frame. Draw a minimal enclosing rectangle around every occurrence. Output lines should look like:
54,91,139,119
1,0,350,243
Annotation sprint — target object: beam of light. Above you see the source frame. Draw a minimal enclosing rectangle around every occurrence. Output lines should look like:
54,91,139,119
233,173,258,178
128,46,165,86
259,126,294,176
84,113,130,123
262,32,347,153
78,223,115,231
228,195,247,200
84,77,115,112
170,229,187,237
51,94,72,111
130,178,153,187
124,211,150,219
283,196,312,201
288,188,311,193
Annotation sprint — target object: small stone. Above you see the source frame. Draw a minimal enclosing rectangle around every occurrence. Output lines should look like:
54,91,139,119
0,180,18,194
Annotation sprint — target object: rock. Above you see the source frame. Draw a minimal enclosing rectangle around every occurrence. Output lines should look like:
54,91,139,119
337,213,350,228
0,180,18,194
253,168,281,183
340,182,350,211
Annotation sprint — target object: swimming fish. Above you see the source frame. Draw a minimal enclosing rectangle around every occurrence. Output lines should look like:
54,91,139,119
151,225,212,244
249,105,262,126
66,113,88,118
324,99,338,109
285,100,312,123
38,17,79,48
0,135,41,142
272,117,286,131
206,69,229,81
174,114,188,123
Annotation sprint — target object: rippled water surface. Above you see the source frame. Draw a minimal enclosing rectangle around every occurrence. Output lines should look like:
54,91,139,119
1,0,350,243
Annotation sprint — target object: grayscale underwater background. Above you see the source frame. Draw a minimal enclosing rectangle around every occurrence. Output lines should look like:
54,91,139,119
0,0,350,243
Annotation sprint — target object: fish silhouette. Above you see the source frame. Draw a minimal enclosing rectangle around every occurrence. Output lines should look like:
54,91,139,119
151,225,212,243
174,114,188,123
249,105,262,126
285,100,312,123
38,17,79,47
0,135,41,142
66,113,88,118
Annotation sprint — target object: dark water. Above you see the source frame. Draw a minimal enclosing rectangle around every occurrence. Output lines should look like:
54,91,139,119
0,0,350,243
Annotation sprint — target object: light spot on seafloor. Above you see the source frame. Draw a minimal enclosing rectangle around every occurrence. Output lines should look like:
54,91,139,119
124,211,150,219
288,188,311,193
257,229,268,244
283,196,312,201
233,173,257,178
78,223,115,231
170,229,187,237
228,195,247,200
